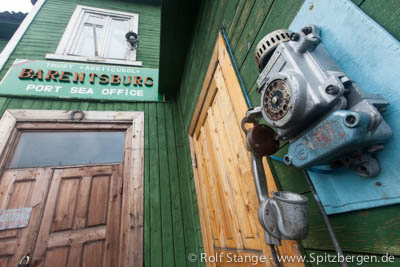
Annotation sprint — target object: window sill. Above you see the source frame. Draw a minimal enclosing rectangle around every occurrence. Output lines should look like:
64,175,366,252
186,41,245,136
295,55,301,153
45,54,143,67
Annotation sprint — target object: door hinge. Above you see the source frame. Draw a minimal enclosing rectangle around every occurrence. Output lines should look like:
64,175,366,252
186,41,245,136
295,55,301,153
192,153,198,169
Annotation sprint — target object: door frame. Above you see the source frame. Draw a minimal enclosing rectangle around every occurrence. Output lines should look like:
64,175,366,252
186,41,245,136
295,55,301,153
188,33,304,265
0,109,144,267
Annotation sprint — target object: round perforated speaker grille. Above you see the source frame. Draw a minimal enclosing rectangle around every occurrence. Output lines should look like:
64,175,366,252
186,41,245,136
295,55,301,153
255,29,290,70
263,79,291,121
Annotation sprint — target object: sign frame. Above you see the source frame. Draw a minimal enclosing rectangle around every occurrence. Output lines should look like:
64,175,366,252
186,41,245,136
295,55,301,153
0,59,163,102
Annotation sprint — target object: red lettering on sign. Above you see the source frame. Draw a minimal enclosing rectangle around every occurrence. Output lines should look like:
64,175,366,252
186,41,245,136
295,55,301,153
18,68,34,79
99,74,109,84
144,77,153,87
59,71,72,82
73,72,85,83
45,70,59,81
111,75,120,85
134,76,143,86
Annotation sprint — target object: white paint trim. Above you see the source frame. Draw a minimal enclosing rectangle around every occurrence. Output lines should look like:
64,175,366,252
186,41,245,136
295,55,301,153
0,0,46,72
45,53,143,67
4,109,143,122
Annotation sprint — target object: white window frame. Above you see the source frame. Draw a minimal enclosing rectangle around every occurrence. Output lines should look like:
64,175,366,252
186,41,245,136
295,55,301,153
46,5,142,67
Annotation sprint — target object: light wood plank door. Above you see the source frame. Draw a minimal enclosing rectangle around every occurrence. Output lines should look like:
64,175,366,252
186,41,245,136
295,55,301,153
31,165,123,267
189,34,304,266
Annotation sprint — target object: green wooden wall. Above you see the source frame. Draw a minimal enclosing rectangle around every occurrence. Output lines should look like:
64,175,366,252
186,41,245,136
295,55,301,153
0,39,8,54
177,0,400,266
0,0,160,80
0,0,203,267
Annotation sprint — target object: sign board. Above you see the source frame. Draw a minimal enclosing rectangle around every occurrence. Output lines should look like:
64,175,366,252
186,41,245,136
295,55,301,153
0,59,163,102
0,207,32,230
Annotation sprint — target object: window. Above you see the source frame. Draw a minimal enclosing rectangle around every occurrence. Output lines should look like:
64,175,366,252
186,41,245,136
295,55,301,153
46,5,141,66
9,131,125,168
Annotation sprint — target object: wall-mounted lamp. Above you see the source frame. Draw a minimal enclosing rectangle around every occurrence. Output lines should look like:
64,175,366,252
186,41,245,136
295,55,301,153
125,31,139,50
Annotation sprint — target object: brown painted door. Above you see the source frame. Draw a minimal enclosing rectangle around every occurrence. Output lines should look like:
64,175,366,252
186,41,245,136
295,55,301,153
0,165,123,267
189,34,303,266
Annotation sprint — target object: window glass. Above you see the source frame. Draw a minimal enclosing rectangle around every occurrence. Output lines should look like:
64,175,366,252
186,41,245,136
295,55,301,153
104,18,130,59
9,131,125,168
72,13,106,57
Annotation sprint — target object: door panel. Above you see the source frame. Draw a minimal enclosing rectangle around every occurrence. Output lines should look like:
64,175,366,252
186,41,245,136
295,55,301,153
0,168,52,267
32,165,122,267
189,34,304,266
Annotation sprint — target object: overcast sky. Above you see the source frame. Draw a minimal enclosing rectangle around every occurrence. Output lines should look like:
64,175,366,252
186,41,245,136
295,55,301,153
0,0,33,13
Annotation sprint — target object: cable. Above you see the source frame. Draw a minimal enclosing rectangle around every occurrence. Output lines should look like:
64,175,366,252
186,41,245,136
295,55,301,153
220,24,253,108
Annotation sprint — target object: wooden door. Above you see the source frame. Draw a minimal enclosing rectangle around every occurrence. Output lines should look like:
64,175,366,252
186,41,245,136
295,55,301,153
32,165,122,267
0,165,123,267
0,169,52,267
0,112,144,267
189,34,304,266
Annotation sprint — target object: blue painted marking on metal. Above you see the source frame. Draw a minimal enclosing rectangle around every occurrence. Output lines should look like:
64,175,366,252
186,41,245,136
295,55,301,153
290,0,400,214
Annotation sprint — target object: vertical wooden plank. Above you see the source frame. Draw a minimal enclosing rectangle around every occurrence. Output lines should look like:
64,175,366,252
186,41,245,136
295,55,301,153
142,103,151,267
87,175,110,226
202,120,237,248
104,165,122,267
157,103,174,267
358,0,400,40
196,127,223,248
165,103,187,267
67,244,83,267
50,100,63,110
173,103,201,267
229,0,256,49
233,0,274,67
32,169,64,265
149,103,162,266
72,176,91,230
119,127,133,267
82,241,104,267
193,137,216,267
130,113,145,267
88,102,98,111
44,247,69,267
52,178,80,231
189,137,211,266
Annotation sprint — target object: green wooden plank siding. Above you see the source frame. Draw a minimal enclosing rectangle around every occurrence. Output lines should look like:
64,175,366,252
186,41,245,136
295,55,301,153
0,1,203,267
356,0,400,41
0,38,8,54
0,0,160,80
177,0,400,264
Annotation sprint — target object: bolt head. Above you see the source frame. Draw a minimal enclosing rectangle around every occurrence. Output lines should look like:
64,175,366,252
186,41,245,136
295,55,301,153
290,33,300,41
326,85,339,95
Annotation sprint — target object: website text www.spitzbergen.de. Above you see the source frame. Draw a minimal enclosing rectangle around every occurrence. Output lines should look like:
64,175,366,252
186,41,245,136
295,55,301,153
187,252,396,265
